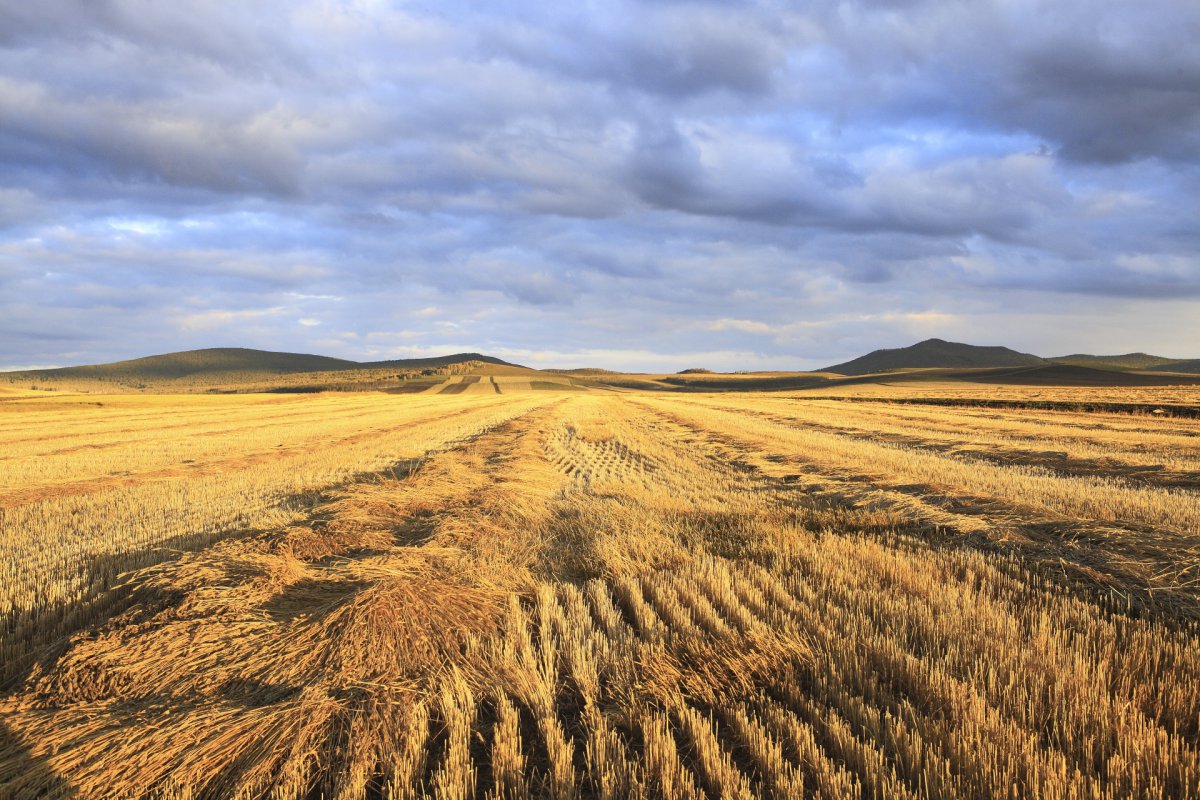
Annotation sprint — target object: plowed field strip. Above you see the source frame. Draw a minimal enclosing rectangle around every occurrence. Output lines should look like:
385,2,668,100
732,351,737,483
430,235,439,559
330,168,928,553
0,393,407,441
0,395,555,662
645,396,1200,536
0,404,491,507
756,397,1200,465
722,403,1200,490
0,395,473,484
788,397,1200,438
786,394,1200,419
636,396,1200,618
0,398,436,449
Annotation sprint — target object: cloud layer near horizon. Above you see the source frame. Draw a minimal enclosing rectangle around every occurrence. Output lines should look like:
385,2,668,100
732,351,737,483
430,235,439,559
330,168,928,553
2,0,1198,371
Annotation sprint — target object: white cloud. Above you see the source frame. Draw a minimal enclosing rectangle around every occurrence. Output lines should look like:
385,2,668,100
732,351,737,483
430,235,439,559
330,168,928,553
0,1,1196,369
702,318,773,335
175,307,286,332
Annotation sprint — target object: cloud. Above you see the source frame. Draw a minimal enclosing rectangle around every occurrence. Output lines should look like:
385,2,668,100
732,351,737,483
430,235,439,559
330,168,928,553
0,0,1197,371
176,307,287,332
703,319,773,335
475,3,789,99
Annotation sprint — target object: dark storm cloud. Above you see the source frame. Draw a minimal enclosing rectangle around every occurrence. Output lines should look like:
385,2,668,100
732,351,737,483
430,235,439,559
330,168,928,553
809,0,1200,166
1,0,1198,371
1005,29,1200,164
623,121,838,224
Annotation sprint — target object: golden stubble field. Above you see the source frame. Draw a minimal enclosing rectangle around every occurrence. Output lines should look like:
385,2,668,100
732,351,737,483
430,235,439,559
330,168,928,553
1,386,1199,798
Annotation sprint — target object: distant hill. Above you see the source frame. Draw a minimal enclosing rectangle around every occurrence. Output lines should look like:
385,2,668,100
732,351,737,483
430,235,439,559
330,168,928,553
555,368,619,376
362,353,519,371
3,348,524,386
967,364,1200,386
7,348,357,381
1049,353,1185,370
824,338,1045,376
1146,359,1200,374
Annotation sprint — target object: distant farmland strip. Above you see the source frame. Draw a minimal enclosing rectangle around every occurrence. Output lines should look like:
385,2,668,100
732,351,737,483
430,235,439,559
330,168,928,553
791,394,1200,418
435,376,478,395
531,380,585,391
383,379,443,394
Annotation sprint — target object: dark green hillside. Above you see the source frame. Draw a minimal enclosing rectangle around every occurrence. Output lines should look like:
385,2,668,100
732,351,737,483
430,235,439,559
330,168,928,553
824,338,1045,376
1049,353,1184,370
8,348,357,381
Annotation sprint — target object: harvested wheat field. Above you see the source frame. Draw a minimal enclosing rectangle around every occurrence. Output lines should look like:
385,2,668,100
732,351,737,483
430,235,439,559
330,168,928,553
2,389,1199,799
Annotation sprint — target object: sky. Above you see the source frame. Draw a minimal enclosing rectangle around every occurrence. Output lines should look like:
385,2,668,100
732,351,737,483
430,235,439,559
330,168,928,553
1,0,1198,372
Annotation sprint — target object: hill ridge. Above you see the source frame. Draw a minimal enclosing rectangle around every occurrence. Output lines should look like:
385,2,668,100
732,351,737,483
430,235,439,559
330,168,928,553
823,338,1046,376
2,348,524,382
1048,352,1185,370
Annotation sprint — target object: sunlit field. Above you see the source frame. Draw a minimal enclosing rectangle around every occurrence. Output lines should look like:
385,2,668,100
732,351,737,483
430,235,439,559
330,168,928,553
2,387,1198,798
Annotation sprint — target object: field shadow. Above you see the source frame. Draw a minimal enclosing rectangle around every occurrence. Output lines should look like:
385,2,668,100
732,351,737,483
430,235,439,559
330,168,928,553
0,718,74,797
262,577,371,623
218,678,302,708
0,523,266,693
775,471,1200,628
1,455,434,694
